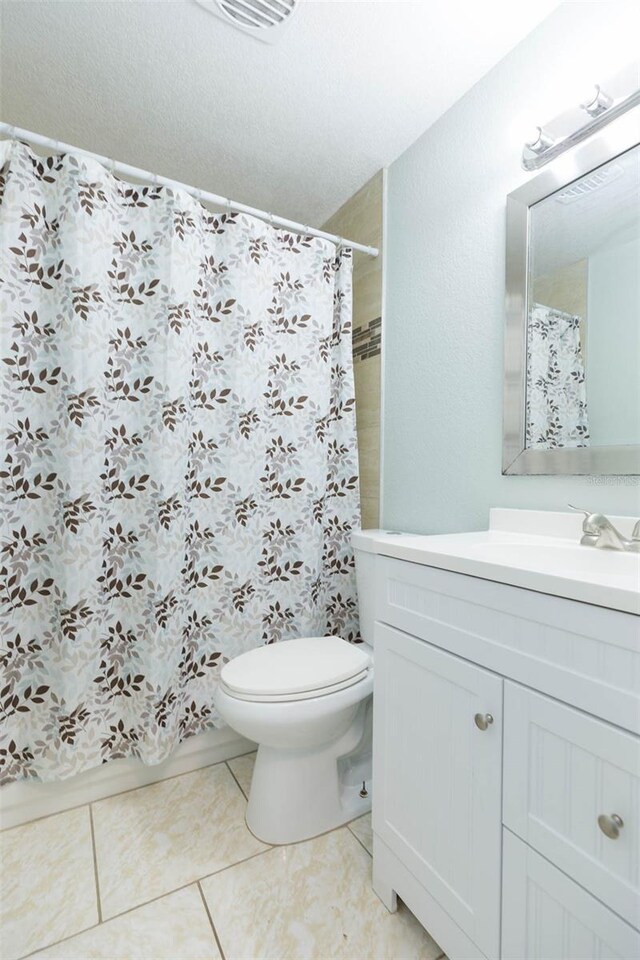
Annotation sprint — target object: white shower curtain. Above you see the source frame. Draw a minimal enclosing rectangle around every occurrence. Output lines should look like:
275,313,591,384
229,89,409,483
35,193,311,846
0,140,360,784
526,302,589,449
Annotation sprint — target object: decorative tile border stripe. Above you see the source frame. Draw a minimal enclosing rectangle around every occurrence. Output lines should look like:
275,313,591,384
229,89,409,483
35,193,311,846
353,316,382,362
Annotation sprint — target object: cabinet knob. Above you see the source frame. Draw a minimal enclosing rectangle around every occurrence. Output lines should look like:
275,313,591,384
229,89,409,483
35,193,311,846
474,713,494,731
598,813,624,839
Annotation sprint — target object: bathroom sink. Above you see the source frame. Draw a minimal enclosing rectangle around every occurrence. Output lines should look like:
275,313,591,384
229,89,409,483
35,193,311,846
465,539,639,587
353,508,640,614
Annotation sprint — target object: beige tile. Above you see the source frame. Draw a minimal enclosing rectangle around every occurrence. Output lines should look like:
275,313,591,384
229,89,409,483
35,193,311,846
354,355,381,430
226,752,256,799
323,171,383,252
348,812,373,855
201,826,441,960
0,806,98,960
92,764,268,920
30,885,220,960
358,423,381,511
360,496,380,530
357,422,381,461
353,267,382,329
323,170,383,337
358,422,380,476
359,470,380,509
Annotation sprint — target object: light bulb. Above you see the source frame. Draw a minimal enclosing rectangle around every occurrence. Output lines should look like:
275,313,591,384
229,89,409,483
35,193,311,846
525,126,556,155
580,85,613,118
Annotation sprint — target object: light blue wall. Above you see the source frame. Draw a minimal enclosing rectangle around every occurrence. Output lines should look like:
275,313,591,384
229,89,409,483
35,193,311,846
382,2,640,534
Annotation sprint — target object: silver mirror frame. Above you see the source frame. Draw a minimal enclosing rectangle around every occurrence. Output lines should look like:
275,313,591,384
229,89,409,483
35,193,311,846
503,103,640,476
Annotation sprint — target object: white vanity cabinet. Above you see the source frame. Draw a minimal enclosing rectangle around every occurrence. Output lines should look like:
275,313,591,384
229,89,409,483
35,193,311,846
373,625,503,959
370,552,640,960
501,831,640,960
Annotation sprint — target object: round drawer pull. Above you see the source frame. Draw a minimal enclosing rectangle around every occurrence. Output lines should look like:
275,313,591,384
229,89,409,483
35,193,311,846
598,813,624,839
474,713,494,731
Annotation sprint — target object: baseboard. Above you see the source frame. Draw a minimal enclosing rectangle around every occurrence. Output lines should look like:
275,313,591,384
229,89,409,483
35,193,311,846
0,726,255,830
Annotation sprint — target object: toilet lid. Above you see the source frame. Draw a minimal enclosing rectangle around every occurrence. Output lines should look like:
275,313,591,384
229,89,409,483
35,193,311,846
220,636,371,699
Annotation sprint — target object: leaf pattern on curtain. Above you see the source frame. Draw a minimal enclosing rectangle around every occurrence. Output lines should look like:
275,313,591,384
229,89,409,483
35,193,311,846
0,140,360,784
526,302,590,450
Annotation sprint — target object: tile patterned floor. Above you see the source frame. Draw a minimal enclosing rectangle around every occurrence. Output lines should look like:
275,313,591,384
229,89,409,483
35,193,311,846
0,752,447,960
92,763,268,919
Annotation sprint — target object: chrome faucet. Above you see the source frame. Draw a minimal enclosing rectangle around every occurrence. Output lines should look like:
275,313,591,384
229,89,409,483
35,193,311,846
569,506,640,552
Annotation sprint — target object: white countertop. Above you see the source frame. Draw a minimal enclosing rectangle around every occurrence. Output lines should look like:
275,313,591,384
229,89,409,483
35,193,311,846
353,508,640,615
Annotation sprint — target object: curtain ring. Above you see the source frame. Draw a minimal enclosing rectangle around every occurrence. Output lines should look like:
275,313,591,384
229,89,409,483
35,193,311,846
108,156,117,176
267,212,274,227
225,197,232,211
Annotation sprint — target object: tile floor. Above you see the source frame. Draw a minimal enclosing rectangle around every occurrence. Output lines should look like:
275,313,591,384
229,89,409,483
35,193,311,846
0,752,447,960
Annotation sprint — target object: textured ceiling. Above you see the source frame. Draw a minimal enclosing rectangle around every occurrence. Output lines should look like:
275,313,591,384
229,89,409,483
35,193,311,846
0,0,558,228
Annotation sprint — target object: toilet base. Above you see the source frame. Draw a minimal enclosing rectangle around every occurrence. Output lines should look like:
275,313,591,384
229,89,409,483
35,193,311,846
245,699,372,845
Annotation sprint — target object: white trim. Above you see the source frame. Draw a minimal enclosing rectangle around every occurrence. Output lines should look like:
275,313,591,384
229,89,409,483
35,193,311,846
0,122,378,259
378,165,389,526
0,727,254,831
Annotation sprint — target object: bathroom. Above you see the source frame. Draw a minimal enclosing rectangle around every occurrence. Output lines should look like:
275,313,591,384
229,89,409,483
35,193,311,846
0,0,639,957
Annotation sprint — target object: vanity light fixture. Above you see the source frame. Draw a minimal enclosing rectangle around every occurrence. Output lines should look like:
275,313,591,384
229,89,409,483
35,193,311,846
580,84,614,118
525,126,556,155
521,63,640,170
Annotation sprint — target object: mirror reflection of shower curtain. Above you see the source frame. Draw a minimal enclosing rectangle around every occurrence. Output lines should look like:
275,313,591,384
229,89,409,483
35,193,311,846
526,303,589,449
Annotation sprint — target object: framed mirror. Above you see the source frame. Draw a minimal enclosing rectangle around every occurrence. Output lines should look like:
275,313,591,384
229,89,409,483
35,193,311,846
503,105,640,475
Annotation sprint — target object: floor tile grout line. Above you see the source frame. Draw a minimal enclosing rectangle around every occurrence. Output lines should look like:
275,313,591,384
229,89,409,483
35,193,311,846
197,881,227,960
93,879,197,928
225,759,249,801
18,844,275,959
17,878,205,960
91,848,274,930
17,863,446,960
196,844,273,885
346,821,373,859
14,827,443,960
18,919,103,960
0,750,257,834
88,803,103,923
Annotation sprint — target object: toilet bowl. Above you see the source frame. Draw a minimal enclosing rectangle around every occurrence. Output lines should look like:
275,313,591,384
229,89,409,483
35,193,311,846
215,634,373,844
215,534,376,844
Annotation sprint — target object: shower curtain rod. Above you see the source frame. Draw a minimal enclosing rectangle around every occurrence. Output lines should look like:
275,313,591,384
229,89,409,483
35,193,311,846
0,122,379,258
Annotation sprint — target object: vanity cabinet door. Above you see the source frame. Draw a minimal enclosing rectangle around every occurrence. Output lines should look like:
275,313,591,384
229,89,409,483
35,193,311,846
502,830,640,960
373,623,503,959
503,682,640,928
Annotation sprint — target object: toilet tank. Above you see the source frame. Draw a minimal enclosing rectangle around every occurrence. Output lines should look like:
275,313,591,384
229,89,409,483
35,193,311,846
352,530,382,648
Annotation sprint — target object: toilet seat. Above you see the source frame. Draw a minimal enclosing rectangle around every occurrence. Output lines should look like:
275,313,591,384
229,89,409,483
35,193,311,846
220,635,371,703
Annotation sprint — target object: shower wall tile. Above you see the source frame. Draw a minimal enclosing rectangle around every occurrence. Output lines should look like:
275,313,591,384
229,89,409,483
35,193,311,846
354,354,382,428
30,885,220,960
360,495,380,532
324,173,382,254
0,806,98,960
324,171,383,530
354,264,383,333
91,763,268,920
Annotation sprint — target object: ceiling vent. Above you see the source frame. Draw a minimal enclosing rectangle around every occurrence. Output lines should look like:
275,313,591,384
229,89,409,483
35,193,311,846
194,0,299,43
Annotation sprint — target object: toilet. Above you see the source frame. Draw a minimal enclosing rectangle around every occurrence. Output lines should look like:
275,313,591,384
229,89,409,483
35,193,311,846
214,536,375,845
